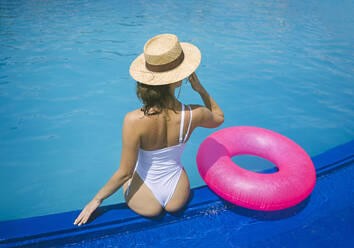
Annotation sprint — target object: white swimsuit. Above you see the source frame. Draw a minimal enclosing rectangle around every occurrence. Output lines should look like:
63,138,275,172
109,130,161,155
125,104,193,207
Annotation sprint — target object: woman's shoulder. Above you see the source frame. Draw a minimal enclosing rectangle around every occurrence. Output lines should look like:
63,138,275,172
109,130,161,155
124,108,144,121
122,109,146,134
188,104,204,110
188,104,207,115
186,104,215,123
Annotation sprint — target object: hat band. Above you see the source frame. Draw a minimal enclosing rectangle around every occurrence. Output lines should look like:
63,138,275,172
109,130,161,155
145,51,184,72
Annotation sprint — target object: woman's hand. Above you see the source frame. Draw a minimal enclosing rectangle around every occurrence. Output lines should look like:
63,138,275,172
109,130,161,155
74,198,102,226
188,72,204,93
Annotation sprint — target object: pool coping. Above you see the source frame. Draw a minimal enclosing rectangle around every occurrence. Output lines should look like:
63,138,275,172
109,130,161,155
0,140,353,247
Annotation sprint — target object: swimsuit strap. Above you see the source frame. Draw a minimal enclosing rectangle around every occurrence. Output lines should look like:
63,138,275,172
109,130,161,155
178,104,185,143
183,105,192,143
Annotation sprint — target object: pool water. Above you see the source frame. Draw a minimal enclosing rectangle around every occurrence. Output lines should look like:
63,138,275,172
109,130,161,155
1,142,352,247
0,0,353,221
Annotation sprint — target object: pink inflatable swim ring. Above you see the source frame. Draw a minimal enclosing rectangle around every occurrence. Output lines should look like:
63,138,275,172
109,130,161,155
196,126,316,211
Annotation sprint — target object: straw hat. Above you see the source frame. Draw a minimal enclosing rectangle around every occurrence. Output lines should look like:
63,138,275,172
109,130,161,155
129,34,201,85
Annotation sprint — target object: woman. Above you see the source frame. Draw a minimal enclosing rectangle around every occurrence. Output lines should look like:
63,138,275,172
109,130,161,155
74,34,224,226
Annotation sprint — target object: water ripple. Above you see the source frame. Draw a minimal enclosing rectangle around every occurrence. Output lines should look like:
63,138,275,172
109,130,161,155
0,0,353,221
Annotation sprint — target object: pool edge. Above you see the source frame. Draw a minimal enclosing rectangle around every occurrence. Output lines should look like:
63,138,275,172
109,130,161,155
0,140,353,247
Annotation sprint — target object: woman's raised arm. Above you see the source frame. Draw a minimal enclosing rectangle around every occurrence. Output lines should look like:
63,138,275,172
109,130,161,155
189,72,224,128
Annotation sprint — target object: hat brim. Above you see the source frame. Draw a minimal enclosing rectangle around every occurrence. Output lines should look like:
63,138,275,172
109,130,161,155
129,42,201,85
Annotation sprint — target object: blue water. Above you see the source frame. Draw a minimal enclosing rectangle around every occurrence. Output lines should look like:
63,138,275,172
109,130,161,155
0,0,353,221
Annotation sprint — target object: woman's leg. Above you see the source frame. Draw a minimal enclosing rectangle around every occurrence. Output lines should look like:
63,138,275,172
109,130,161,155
123,172,164,218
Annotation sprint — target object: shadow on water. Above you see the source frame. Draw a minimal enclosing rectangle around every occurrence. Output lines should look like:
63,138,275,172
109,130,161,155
87,189,196,223
218,193,312,221
88,175,310,226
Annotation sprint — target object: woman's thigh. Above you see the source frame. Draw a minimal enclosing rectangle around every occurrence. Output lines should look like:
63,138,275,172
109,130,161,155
123,172,163,218
164,168,191,213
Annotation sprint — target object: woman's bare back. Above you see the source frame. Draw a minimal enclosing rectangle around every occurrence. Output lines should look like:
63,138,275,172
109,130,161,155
123,101,193,216
134,101,195,151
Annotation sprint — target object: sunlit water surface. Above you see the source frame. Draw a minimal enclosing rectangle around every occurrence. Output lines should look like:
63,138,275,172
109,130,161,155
0,0,353,221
